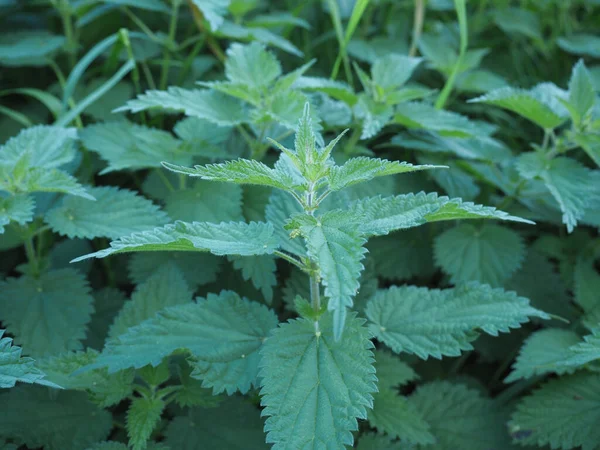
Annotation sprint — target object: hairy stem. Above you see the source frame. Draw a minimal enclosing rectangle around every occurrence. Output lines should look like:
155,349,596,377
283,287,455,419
274,251,306,271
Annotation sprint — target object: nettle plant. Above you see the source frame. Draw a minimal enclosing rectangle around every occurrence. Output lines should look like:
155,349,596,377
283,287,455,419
0,104,552,449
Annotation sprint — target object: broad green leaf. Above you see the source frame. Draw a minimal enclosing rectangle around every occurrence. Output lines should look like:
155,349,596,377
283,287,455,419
72,220,279,261
46,186,169,239
79,121,187,173
1,167,94,199
116,88,249,125
510,373,600,450
0,31,65,66
394,102,484,137
558,34,600,58
173,117,233,159
0,386,112,450
328,157,445,191
259,312,377,449
493,7,542,40
374,349,418,389
0,330,58,389
517,153,597,232
470,84,569,129
369,393,434,445
434,223,525,286
412,381,512,449
225,42,281,89
109,264,193,338
165,181,243,222
367,283,549,359
265,90,317,131
127,397,165,450
0,194,33,233
162,159,296,191
229,254,277,303
568,59,595,125
505,329,581,383
265,189,306,257
555,328,600,370
165,397,268,449
573,132,600,167
89,291,278,394
286,211,367,339
292,76,357,105
0,269,94,357
371,54,423,91
37,349,134,407
190,0,230,30
351,192,533,237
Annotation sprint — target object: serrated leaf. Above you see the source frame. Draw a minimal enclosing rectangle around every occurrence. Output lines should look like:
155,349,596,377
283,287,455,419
224,41,281,89
412,381,511,449
367,283,549,359
288,210,367,339
470,84,569,129
371,54,423,91
374,349,418,389
292,76,357,105
434,223,525,286
171,362,222,408
0,194,34,233
0,269,94,357
116,88,249,125
89,291,277,394
0,386,112,450
127,397,165,450
4,167,94,199
46,186,169,239
510,373,600,450
72,220,279,261
190,0,230,30
109,264,193,338
350,192,533,237
568,59,595,125
328,157,445,191
555,328,600,370
229,254,277,303
165,180,242,223
394,102,484,137
162,159,296,191
259,312,377,449
265,189,306,256
505,329,581,383
37,349,134,407
165,397,268,449
0,330,57,388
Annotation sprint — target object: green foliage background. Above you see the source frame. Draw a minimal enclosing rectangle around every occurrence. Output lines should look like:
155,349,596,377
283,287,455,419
1,0,600,449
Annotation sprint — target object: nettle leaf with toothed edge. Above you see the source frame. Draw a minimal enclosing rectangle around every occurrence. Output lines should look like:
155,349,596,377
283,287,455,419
72,220,279,261
0,194,34,233
366,283,549,360
85,291,278,395
259,312,377,450
285,210,367,339
554,328,600,370
126,396,166,450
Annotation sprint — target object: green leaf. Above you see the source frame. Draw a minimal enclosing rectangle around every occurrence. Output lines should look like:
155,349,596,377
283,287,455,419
84,288,127,350
46,186,169,239
351,192,534,237
287,211,367,339
37,349,134,407
103,0,170,12
165,181,242,223
574,246,600,316
265,189,306,257
573,132,600,168
374,349,418,389
517,153,596,232
225,42,281,89
127,397,165,450
434,223,525,286
412,381,511,449
367,283,549,359
0,269,94,357
116,88,249,125
259,312,377,449
109,264,193,338
394,102,484,137
190,0,230,30
357,433,408,450
292,76,357,105
0,194,34,233
371,54,423,91
0,330,58,389
568,59,595,125
165,397,268,449
505,329,581,383
328,157,445,191
510,373,600,450
72,220,279,261
1,167,94,199
162,159,296,191
558,34,600,58
79,121,187,173
0,386,112,450
470,84,569,129
0,31,65,66
493,7,542,40
555,328,600,370
229,254,277,303
90,291,277,394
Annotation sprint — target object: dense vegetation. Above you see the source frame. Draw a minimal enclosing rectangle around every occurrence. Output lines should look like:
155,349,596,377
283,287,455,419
1,0,600,449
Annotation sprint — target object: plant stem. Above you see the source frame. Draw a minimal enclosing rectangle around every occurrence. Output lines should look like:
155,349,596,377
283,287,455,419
24,235,39,277
408,0,425,57
274,251,306,271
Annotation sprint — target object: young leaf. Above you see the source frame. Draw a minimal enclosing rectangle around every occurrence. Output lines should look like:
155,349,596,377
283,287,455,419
88,291,277,394
2,167,94,200
0,193,34,233
265,189,306,257
72,220,279,261
108,264,193,338
286,210,367,339
328,157,446,191
225,42,281,89
434,223,525,286
46,186,169,239
510,373,600,450
568,59,595,126
366,283,549,359
0,386,112,450
505,329,581,383
259,312,377,449
127,397,165,450
0,269,94,357
162,159,297,191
